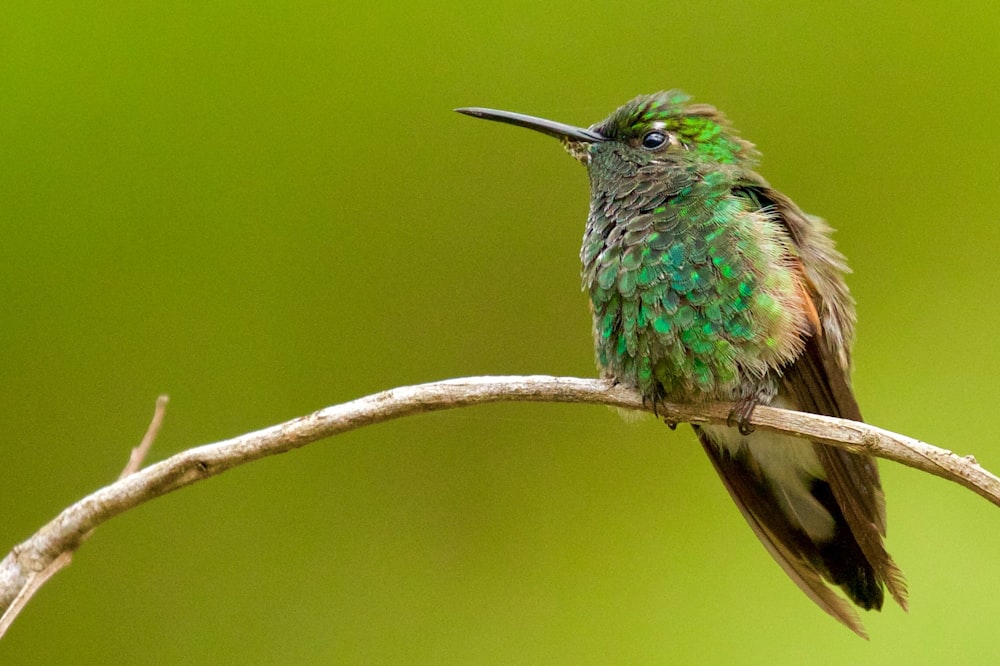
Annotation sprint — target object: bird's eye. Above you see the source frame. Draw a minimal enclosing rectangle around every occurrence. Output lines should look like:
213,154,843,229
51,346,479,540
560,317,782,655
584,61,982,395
641,131,668,150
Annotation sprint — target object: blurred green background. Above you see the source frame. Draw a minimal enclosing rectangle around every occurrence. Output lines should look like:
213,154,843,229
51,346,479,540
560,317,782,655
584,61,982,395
2,2,999,663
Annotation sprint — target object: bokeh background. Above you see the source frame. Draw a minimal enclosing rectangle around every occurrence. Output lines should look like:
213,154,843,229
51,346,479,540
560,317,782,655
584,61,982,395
3,2,999,663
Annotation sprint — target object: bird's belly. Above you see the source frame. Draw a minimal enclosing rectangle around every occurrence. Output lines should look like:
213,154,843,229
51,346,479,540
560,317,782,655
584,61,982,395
591,280,807,404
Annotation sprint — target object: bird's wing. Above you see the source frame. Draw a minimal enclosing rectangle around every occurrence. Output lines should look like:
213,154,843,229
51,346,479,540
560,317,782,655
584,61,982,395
747,183,908,610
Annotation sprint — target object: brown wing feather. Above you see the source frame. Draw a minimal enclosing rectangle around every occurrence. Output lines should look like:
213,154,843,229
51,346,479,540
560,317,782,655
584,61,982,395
753,182,909,611
782,336,909,610
733,182,908,613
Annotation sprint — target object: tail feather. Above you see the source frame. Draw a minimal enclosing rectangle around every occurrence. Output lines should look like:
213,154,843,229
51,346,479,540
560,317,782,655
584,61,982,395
782,336,909,611
695,422,889,638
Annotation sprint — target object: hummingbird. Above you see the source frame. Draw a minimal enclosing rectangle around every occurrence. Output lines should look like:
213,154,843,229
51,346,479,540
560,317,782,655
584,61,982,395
456,91,907,637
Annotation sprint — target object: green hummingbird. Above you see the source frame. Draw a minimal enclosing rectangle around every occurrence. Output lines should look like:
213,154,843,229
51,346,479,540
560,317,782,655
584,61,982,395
456,91,907,637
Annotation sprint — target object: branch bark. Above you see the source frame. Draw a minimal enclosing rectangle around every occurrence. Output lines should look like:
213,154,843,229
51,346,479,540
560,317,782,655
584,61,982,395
1,375,995,637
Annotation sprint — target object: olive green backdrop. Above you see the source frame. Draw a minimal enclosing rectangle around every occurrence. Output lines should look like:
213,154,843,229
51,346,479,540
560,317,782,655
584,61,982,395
3,2,999,664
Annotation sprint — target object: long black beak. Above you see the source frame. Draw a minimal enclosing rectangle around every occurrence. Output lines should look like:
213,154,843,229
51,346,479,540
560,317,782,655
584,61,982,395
455,107,605,143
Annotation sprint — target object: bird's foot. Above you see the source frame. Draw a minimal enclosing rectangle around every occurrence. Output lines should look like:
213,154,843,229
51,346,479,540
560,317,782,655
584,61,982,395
727,396,758,436
644,392,679,428
641,392,660,419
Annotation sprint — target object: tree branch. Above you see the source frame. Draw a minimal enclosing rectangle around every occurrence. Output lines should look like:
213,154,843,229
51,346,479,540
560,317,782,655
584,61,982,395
0,375,995,637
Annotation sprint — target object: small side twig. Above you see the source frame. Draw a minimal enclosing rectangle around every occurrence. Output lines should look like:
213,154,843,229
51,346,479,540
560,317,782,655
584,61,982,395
119,395,170,480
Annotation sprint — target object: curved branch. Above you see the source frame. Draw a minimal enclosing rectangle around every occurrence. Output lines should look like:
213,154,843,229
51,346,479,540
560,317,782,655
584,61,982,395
1,375,995,637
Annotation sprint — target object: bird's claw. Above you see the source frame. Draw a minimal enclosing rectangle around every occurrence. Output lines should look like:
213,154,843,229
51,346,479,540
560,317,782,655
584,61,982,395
727,397,758,436
642,391,678,429
642,393,660,419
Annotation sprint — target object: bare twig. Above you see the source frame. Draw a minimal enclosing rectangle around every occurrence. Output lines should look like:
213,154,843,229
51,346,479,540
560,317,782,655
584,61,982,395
0,395,170,637
0,376,995,638
119,395,170,480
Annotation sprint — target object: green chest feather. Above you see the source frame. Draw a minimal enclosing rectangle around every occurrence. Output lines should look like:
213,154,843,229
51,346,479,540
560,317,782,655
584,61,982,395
581,172,807,401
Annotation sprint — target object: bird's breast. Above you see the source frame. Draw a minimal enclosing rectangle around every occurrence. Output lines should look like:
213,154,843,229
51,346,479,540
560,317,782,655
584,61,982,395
581,186,810,403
